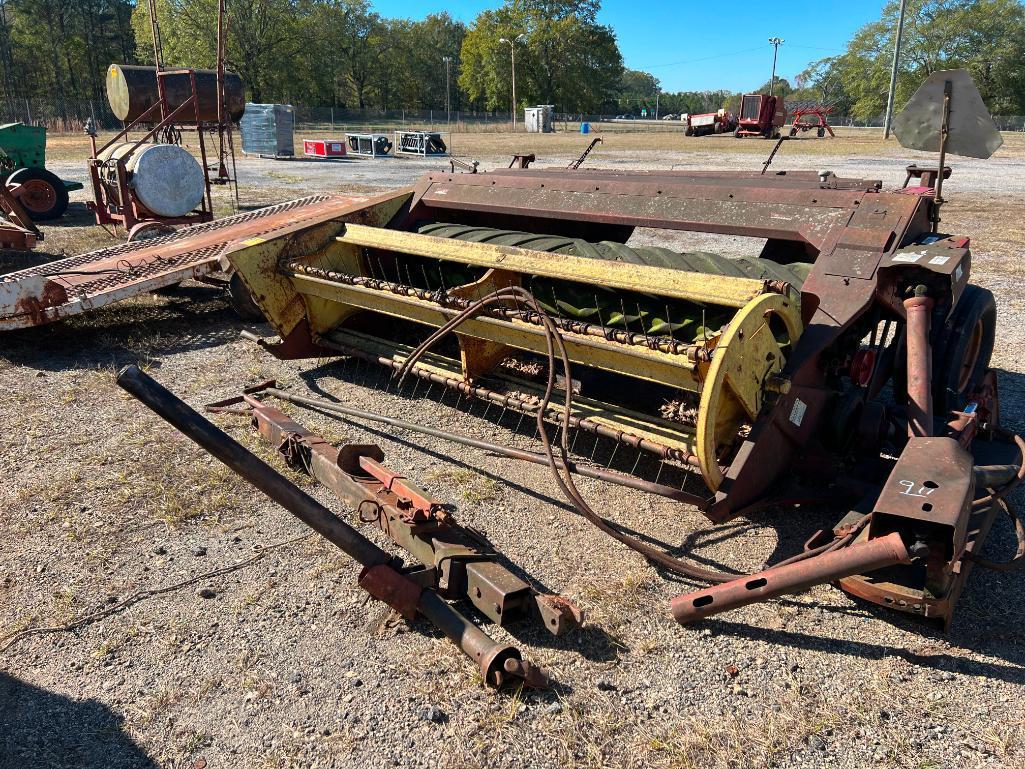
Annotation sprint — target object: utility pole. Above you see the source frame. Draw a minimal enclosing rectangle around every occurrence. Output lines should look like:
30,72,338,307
499,34,526,130
883,0,908,139
442,55,452,126
655,92,660,120
767,37,784,96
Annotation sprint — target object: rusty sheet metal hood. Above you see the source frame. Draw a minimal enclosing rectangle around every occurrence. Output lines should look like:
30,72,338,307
406,168,889,253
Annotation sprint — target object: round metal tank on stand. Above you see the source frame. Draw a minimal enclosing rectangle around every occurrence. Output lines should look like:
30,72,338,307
106,64,245,124
96,143,206,218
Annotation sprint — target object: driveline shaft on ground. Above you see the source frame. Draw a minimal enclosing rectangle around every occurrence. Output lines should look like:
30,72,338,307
670,531,911,624
115,364,548,689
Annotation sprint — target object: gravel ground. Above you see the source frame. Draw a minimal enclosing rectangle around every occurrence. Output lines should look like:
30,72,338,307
1,134,1023,769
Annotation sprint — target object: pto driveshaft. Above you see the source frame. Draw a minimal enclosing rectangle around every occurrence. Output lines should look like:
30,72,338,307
671,531,911,624
116,365,547,689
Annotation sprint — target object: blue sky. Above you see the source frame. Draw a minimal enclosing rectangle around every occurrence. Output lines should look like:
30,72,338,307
369,0,887,92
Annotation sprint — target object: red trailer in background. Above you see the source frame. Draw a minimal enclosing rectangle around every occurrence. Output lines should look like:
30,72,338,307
734,94,786,138
684,109,737,137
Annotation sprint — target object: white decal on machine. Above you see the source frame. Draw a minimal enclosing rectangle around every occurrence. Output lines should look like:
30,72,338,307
789,398,807,427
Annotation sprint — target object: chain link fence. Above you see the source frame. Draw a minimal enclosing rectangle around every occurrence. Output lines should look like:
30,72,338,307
0,96,118,132
4,96,1024,135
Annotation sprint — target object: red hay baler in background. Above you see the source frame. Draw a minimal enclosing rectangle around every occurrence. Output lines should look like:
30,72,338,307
734,93,786,139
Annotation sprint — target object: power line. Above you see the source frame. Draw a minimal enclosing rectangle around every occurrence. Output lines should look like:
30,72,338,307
641,44,770,70
786,43,845,53
636,41,842,73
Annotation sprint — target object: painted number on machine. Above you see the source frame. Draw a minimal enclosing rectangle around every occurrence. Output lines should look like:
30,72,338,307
897,479,936,498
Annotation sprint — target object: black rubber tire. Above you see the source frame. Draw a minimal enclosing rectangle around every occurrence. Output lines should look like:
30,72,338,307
7,166,68,220
227,271,265,321
932,284,996,414
817,127,825,138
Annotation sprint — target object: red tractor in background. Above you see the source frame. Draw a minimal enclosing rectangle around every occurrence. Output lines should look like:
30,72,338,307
734,93,786,138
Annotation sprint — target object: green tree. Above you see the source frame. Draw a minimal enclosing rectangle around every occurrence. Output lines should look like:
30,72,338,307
459,0,623,113
374,13,465,110
0,0,132,110
132,0,306,102
617,68,658,113
805,0,1025,119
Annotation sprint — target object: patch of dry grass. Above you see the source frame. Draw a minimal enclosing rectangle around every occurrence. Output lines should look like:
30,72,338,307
426,466,500,505
42,126,1025,165
942,193,1025,277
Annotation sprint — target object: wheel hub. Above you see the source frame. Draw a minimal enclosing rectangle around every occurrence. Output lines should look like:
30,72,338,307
17,179,56,214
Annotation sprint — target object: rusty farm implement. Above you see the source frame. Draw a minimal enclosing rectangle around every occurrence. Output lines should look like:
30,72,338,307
104,70,1022,687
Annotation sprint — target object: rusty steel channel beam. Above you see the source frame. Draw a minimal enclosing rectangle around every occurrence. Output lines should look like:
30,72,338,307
116,365,548,689
238,396,583,635
671,531,912,624
407,169,897,251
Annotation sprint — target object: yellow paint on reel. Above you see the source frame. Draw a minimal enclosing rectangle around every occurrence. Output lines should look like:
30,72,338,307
696,291,803,490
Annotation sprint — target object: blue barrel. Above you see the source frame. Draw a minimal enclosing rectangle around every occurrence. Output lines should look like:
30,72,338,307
580,122,590,134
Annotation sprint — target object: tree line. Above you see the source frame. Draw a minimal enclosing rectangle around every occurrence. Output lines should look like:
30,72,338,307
0,0,135,104
0,0,1022,118
800,0,1025,118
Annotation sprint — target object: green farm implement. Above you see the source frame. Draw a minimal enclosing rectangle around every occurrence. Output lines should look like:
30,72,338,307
0,122,83,221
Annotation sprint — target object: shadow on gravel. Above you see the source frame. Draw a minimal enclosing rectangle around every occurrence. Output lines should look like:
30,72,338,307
0,285,263,372
703,616,1025,685
285,358,1025,670
700,491,1025,682
0,671,156,769
42,201,98,229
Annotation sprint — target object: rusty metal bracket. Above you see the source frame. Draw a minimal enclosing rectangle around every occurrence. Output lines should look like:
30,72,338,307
118,365,549,689
358,562,422,620
357,455,452,523
232,395,582,636
838,436,981,626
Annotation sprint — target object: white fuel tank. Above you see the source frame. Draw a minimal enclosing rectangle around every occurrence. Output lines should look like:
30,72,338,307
97,142,205,218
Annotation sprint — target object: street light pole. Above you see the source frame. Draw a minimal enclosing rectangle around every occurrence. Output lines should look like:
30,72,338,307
883,0,908,139
442,56,452,126
768,37,784,96
499,34,526,130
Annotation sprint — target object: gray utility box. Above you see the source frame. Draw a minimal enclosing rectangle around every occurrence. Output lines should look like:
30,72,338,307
240,103,295,157
524,105,555,133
